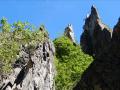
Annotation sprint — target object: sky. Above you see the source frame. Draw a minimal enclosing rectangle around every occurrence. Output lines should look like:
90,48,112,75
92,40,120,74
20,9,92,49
0,0,120,42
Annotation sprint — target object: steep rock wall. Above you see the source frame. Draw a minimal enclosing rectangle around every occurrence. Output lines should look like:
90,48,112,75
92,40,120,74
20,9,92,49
74,6,120,90
0,39,55,90
80,5,112,57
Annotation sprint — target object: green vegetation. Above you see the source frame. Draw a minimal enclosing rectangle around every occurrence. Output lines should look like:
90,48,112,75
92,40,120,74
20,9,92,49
0,18,93,90
54,36,93,90
0,18,48,74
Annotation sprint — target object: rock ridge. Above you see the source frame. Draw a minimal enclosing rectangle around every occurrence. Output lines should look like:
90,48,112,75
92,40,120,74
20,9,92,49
74,6,120,90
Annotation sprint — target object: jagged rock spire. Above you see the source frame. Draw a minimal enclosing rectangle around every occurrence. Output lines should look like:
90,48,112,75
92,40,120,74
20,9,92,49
114,17,120,26
91,5,99,19
83,5,100,37
115,18,120,27
64,24,76,43
81,5,112,57
112,17,120,42
75,8,120,90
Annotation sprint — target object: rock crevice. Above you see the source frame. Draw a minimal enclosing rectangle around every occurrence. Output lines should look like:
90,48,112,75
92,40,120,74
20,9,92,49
0,40,55,90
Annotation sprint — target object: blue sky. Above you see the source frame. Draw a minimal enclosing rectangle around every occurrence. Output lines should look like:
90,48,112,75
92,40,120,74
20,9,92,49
0,0,120,42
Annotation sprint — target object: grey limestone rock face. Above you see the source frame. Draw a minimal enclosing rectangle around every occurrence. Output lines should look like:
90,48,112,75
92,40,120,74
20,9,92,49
0,40,55,90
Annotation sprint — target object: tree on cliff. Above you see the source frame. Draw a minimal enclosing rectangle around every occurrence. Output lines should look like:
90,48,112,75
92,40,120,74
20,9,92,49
0,18,46,74
0,17,11,32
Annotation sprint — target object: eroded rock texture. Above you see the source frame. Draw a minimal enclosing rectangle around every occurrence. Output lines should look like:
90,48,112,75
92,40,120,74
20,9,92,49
74,6,120,90
0,40,55,90
81,5,112,57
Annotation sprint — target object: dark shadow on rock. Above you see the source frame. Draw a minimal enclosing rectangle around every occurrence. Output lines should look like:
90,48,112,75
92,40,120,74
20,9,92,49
75,6,120,90
73,45,120,90
74,16,120,90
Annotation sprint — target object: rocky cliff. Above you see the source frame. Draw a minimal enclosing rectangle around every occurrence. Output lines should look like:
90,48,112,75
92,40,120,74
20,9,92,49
1,5,120,90
81,5,112,57
74,6,120,90
0,39,55,90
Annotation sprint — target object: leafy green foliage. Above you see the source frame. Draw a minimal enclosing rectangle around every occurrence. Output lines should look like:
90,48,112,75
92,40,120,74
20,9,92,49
0,17,11,32
0,17,93,90
54,36,93,90
0,18,48,74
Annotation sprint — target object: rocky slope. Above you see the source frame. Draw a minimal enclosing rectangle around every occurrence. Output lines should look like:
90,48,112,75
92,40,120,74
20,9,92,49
0,39,55,90
74,6,120,90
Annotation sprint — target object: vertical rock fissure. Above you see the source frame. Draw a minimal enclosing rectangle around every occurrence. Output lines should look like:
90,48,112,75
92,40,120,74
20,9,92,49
0,40,55,90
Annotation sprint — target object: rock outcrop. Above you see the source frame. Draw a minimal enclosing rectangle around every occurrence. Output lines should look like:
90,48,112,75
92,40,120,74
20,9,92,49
64,24,76,43
0,39,55,90
80,5,112,57
74,6,120,90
